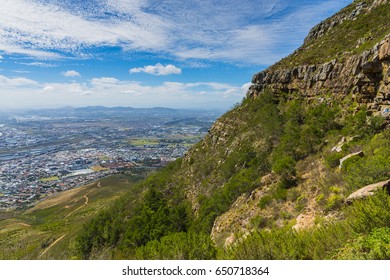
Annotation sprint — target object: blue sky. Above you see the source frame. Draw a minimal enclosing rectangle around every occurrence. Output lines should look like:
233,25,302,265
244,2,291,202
0,0,352,110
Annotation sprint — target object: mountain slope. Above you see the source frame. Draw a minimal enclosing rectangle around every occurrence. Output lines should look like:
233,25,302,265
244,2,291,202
28,0,390,259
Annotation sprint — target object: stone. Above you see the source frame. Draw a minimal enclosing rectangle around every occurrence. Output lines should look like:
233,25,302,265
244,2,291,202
347,179,390,203
362,61,383,73
379,37,390,60
331,137,346,152
252,72,265,84
339,150,364,169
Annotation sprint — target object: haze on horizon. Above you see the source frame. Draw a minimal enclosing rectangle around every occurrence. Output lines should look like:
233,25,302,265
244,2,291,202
0,0,352,110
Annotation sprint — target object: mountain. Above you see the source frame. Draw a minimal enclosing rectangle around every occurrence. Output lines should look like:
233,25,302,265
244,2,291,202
72,0,389,260
2,0,390,260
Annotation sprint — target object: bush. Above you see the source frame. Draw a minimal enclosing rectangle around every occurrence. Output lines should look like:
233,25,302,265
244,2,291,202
342,131,390,190
272,155,297,188
336,227,390,260
135,232,217,260
325,194,343,212
325,152,344,168
258,195,273,209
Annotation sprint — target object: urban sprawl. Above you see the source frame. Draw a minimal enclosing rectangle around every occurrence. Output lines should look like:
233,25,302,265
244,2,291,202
0,108,217,210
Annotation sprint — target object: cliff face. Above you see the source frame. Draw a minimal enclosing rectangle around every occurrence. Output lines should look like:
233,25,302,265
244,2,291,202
248,0,390,120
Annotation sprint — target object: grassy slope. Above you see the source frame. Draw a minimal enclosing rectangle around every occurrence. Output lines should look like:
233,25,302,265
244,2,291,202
0,174,143,259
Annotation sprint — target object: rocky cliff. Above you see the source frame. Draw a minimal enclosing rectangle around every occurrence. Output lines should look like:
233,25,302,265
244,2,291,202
248,0,390,120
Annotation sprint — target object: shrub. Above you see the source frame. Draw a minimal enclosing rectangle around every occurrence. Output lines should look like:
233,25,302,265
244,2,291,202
272,155,297,188
258,195,273,209
325,194,343,212
336,227,390,260
325,152,344,168
135,232,217,260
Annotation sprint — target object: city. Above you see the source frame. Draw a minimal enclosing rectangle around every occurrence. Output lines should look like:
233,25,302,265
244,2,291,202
0,107,220,210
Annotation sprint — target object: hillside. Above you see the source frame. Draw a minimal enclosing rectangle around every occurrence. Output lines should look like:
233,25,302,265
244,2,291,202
0,174,144,259
3,0,390,260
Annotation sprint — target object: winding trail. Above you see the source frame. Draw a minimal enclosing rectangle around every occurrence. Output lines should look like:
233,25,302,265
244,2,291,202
39,234,67,257
65,195,89,218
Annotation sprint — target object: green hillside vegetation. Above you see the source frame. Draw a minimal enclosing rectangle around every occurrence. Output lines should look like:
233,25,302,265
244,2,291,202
74,89,389,259
71,1,390,257
0,174,145,259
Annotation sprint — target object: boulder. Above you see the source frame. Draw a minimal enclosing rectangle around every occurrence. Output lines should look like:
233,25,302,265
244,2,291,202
379,37,390,60
346,179,390,203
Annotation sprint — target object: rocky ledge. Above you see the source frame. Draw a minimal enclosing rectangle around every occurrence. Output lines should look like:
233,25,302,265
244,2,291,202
247,34,390,120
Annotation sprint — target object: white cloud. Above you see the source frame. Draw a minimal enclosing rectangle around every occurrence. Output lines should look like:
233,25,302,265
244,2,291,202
62,70,81,77
241,82,252,93
21,62,57,68
43,85,54,91
0,74,246,110
0,0,167,58
130,64,182,76
0,0,351,64
0,75,39,87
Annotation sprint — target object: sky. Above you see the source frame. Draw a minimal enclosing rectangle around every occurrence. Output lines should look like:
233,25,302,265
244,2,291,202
0,0,352,111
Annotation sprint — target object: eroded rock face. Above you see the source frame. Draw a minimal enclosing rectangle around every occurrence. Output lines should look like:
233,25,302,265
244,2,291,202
379,37,390,60
247,34,390,120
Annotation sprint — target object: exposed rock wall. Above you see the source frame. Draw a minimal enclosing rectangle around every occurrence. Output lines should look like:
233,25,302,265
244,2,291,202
247,34,390,119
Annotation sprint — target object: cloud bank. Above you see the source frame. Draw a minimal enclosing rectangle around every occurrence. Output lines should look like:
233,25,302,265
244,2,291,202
0,0,352,64
0,74,248,109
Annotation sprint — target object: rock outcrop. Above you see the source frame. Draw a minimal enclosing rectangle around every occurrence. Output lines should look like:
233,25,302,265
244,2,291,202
347,179,390,202
247,34,390,120
247,0,390,120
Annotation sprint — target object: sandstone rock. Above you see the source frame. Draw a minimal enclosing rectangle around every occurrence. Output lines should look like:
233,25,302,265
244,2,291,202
252,72,265,84
339,150,364,169
292,212,316,231
379,37,390,60
331,137,346,152
346,179,390,203
260,173,277,186
224,233,235,248
280,70,291,83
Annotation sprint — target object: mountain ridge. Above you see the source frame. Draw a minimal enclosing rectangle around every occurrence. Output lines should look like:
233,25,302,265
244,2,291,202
1,0,390,260
69,0,390,259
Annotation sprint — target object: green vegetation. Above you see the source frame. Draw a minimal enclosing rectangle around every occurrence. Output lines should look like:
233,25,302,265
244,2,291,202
129,138,160,146
71,82,389,260
90,165,109,172
40,176,60,182
224,191,390,260
0,174,146,260
135,232,217,260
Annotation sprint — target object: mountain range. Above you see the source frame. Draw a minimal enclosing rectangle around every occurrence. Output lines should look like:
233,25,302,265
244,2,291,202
1,0,389,260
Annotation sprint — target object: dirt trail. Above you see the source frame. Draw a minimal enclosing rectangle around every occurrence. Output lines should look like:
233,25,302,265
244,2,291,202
39,234,67,257
65,195,89,218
